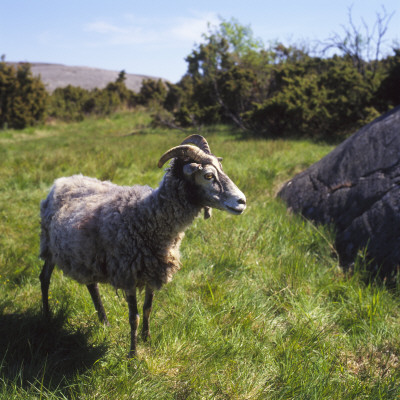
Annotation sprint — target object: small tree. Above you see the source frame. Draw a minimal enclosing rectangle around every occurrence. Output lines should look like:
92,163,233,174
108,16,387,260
182,18,266,129
138,79,167,106
0,61,47,129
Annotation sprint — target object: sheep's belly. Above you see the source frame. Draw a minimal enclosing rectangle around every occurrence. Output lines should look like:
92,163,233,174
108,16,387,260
53,254,109,285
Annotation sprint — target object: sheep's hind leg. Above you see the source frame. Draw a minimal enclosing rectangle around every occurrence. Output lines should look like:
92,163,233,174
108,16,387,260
126,288,139,358
142,285,154,342
87,283,109,326
39,260,55,319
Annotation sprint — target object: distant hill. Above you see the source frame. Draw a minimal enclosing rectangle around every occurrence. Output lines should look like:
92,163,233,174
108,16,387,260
7,62,163,93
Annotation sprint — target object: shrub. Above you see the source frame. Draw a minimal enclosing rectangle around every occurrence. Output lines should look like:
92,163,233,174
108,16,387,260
153,18,397,139
375,49,400,111
47,71,139,121
0,61,48,129
48,85,89,121
138,79,167,106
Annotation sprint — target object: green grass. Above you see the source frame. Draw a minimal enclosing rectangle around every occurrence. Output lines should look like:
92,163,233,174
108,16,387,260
1,111,400,399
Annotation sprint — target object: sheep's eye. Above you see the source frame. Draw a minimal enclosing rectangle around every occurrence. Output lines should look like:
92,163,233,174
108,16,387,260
204,173,213,180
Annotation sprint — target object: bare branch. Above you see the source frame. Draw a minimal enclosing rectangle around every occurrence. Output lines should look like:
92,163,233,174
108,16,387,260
319,5,395,78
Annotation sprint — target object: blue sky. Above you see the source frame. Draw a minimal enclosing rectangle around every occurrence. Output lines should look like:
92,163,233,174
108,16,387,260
1,0,399,83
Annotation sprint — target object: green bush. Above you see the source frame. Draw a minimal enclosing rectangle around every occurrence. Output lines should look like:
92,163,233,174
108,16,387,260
48,85,89,121
47,71,139,121
243,56,378,138
376,49,400,111
154,19,398,139
0,61,48,129
138,78,167,106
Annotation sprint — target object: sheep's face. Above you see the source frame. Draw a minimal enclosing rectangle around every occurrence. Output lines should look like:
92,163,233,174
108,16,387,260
183,161,246,215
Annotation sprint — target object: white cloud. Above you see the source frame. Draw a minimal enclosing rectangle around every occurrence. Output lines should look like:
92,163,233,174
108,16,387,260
84,22,156,45
170,12,219,42
83,11,219,47
85,21,128,35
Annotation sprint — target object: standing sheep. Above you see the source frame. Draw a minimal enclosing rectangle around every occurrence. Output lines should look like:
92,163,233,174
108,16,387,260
39,135,246,357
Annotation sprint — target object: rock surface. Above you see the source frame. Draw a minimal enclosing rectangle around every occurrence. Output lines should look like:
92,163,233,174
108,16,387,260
8,62,163,93
278,105,400,275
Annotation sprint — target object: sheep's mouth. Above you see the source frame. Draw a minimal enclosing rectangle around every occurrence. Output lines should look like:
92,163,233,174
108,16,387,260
226,205,245,215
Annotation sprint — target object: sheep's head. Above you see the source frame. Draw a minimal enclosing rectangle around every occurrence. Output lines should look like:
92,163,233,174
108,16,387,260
158,135,246,217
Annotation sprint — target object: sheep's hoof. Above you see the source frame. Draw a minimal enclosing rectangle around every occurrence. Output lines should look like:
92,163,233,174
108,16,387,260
127,350,137,359
42,309,52,321
142,331,151,342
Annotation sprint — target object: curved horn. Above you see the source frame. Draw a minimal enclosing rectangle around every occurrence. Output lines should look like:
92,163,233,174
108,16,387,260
180,134,211,154
157,145,212,168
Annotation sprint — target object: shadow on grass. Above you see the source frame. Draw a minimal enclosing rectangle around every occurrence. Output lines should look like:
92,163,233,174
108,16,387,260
0,307,107,392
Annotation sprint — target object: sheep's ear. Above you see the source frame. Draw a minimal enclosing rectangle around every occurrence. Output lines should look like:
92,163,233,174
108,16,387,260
204,207,212,219
183,163,202,176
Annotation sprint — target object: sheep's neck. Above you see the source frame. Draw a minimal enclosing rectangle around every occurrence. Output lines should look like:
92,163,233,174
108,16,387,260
150,174,202,239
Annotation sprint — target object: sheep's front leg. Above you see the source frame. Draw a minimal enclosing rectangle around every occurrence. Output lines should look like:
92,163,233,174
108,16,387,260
87,283,109,326
126,289,139,358
142,285,154,342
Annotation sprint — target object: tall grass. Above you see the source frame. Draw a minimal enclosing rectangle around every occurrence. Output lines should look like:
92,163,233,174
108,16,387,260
1,112,400,399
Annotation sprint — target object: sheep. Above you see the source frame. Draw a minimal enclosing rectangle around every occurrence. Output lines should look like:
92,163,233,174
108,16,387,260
39,134,246,357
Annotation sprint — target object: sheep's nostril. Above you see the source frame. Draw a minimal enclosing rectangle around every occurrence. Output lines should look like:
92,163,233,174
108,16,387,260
238,198,246,205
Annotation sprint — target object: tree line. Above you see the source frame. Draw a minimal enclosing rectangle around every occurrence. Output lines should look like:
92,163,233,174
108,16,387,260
0,63,166,128
1,13,399,138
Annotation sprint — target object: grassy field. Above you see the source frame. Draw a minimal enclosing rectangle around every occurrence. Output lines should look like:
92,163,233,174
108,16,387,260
1,111,400,399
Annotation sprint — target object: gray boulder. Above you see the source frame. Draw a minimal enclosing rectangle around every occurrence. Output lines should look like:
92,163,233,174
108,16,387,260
278,105,400,276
